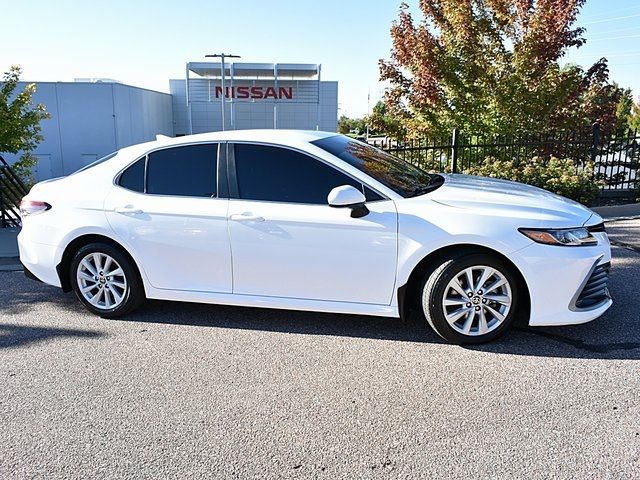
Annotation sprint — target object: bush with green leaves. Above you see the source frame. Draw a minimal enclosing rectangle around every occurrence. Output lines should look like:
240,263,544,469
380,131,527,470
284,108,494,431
463,156,601,205
1,65,50,186
9,152,38,187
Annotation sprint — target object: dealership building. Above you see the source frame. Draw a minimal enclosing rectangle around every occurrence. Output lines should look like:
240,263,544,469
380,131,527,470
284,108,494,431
3,62,338,180
173,62,337,134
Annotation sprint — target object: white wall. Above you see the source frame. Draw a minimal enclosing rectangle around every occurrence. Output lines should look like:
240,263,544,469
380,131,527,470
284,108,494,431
3,82,173,180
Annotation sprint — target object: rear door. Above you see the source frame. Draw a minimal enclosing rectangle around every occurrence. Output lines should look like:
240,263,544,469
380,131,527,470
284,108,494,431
226,142,398,305
104,143,232,293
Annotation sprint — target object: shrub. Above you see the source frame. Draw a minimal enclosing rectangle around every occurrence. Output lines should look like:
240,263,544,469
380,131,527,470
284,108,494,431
463,156,602,204
10,153,38,188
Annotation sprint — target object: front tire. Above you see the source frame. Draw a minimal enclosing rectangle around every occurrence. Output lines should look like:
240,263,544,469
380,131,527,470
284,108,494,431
70,242,145,318
421,253,519,344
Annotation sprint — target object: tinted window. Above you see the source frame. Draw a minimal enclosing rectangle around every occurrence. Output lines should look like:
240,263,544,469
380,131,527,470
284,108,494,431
312,135,438,198
234,144,382,204
147,144,217,197
118,157,145,192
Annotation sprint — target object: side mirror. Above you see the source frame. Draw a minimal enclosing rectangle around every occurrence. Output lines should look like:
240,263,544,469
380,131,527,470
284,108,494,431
327,185,369,218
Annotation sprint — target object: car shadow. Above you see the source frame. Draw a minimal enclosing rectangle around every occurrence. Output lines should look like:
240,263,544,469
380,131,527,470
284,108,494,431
0,323,104,350
126,298,445,343
1,247,638,360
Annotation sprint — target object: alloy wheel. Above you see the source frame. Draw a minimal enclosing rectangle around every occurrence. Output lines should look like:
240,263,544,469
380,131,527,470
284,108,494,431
439,265,512,336
76,252,128,310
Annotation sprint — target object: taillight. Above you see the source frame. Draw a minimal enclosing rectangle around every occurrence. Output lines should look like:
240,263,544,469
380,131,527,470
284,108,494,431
19,200,52,217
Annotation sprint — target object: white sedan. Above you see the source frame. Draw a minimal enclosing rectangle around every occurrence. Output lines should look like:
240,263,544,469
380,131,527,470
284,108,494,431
18,130,612,344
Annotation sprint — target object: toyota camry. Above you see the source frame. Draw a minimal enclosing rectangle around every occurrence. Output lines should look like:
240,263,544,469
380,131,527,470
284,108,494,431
18,130,612,344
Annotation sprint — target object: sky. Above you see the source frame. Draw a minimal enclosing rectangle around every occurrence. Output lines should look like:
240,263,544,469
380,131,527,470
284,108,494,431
1,0,639,118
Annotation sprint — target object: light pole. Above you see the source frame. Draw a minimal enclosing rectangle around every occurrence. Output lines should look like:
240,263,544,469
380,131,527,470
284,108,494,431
366,89,370,142
205,53,241,131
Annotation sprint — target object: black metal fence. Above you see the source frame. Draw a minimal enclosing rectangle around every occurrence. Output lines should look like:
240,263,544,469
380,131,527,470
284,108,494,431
0,156,28,228
371,125,640,192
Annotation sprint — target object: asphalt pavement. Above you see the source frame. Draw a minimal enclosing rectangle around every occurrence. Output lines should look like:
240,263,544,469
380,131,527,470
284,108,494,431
1,223,639,478
607,219,640,253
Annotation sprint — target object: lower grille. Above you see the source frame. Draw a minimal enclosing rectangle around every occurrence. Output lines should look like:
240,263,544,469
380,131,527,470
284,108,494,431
574,262,611,309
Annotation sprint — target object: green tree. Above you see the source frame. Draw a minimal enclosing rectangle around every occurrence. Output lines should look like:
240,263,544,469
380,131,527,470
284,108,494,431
366,101,405,137
632,104,640,133
380,1,623,138
338,115,352,134
616,88,640,132
338,115,366,135
0,65,50,182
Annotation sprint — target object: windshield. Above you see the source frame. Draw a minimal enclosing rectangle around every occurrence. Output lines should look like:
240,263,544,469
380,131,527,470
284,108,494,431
311,135,441,198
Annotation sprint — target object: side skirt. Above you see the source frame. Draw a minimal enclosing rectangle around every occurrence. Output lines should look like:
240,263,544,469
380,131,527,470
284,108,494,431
145,286,400,318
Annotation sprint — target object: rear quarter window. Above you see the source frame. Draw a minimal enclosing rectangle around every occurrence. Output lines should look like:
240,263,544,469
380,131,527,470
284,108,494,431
118,157,145,193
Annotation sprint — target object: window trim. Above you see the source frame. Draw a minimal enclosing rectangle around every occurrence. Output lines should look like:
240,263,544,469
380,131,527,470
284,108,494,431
227,141,390,205
113,141,224,199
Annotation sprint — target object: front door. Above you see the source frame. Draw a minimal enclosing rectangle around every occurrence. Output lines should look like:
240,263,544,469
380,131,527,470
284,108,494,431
227,143,397,305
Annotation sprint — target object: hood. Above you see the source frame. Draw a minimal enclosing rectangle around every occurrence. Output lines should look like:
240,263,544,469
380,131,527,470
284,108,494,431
426,174,596,227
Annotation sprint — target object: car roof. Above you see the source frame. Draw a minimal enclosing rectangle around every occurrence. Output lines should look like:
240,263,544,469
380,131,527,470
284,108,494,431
114,129,338,160
155,129,336,146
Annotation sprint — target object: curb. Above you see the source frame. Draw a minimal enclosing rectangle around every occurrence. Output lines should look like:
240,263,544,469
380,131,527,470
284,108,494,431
603,216,640,222
0,256,22,272
593,203,640,220
0,264,22,272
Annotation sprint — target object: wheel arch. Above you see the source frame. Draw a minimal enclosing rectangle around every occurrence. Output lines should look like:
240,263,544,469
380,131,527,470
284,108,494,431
398,244,531,324
56,233,144,293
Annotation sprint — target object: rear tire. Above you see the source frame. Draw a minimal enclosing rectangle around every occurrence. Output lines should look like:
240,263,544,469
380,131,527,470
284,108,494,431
421,253,519,344
70,242,145,318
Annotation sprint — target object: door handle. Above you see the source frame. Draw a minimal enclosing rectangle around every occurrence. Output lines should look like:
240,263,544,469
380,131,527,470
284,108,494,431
114,206,143,215
229,213,265,222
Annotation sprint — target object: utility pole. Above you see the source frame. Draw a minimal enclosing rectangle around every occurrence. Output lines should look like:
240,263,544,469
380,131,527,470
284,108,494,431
205,53,241,131
366,89,370,142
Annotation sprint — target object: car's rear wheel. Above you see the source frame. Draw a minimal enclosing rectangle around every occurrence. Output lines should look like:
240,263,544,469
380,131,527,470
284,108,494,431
70,242,145,318
421,253,519,344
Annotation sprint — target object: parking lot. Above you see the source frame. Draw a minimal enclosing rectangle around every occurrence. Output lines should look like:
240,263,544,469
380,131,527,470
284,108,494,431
1,221,639,478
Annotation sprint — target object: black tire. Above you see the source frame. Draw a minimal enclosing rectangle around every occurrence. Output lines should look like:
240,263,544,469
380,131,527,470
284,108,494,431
421,253,519,344
70,242,145,318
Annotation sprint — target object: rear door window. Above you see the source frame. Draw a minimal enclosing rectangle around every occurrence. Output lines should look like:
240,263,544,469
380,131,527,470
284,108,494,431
117,144,218,197
146,144,218,197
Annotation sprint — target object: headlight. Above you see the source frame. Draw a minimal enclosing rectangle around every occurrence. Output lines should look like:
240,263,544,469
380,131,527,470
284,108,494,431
518,227,598,246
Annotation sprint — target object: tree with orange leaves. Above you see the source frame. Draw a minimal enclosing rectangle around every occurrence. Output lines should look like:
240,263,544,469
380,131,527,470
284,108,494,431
380,0,622,138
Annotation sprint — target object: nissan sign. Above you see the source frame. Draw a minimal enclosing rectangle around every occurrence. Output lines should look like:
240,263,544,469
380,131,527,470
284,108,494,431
215,86,293,100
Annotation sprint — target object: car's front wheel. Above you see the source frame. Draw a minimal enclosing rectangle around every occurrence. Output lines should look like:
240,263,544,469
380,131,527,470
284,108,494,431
421,253,519,344
70,242,145,318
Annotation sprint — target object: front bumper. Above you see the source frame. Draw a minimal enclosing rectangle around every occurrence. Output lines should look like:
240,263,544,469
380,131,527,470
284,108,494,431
570,261,610,311
509,232,613,327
